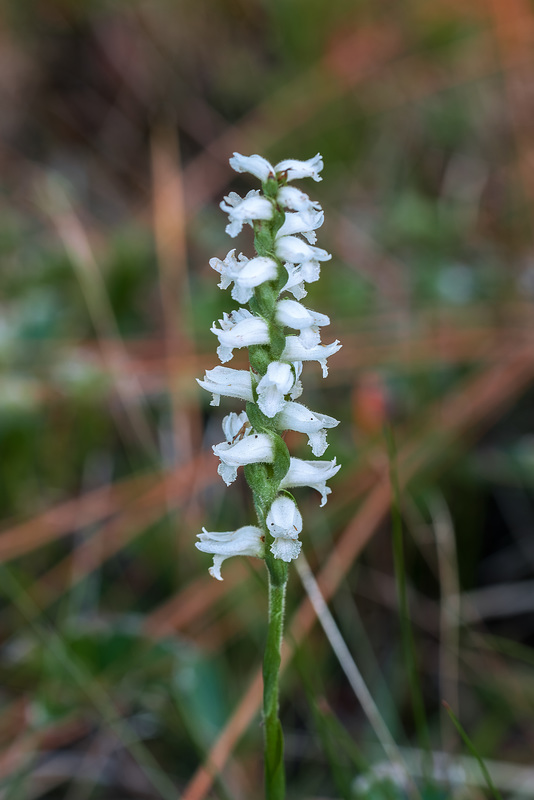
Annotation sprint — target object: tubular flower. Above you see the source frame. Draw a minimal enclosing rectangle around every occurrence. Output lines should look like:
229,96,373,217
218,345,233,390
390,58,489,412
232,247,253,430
197,151,341,578
275,402,339,457
196,526,265,581
196,366,253,406
220,190,274,238
211,308,269,363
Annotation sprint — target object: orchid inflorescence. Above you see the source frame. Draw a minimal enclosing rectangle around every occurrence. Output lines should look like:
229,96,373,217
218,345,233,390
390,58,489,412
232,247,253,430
196,153,341,581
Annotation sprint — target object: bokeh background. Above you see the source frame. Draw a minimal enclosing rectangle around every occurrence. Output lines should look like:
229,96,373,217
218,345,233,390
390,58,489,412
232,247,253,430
1,0,534,798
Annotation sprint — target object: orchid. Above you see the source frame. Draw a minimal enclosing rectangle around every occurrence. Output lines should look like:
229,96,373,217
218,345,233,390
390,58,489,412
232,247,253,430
196,152,341,799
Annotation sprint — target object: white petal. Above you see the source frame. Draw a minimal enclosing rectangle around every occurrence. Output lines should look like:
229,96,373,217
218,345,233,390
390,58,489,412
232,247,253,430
282,336,342,377
211,311,269,363
197,366,253,405
196,525,264,580
279,457,341,506
274,154,324,182
276,299,330,331
277,186,322,212
222,411,250,443
276,209,324,241
213,433,274,468
270,536,302,562
237,256,278,288
275,236,331,264
256,361,295,417
275,402,339,456
220,194,274,238
267,495,302,539
229,153,275,182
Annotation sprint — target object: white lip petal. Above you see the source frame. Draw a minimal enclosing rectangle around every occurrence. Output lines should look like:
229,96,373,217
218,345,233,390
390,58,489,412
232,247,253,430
197,366,253,406
275,235,331,264
275,402,339,456
279,457,341,506
270,536,302,562
281,336,342,377
196,525,265,580
220,194,274,238
213,433,274,468
274,154,324,182
229,153,275,182
277,186,322,212
256,361,295,418
211,311,270,363
266,495,303,539
276,209,324,242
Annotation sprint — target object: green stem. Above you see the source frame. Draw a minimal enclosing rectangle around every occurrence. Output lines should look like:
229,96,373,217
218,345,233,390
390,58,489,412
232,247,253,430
263,560,288,800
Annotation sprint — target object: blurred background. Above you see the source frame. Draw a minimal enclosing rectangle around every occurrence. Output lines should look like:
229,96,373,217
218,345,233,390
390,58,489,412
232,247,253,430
1,0,534,798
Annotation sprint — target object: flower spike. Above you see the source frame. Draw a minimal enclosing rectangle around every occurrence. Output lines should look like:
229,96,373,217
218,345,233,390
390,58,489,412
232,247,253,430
198,151,341,574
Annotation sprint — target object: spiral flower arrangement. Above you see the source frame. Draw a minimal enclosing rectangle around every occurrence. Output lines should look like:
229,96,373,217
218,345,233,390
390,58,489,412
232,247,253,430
196,152,341,799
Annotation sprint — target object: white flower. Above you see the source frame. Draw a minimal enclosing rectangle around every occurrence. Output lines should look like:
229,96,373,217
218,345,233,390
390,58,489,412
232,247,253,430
210,251,278,304
266,495,302,539
228,153,323,184
229,153,275,182
277,186,322,213
196,525,265,580
279,457,341,507
271,537,302,562
275,235,331,265
256,361,295,417
220,190,274,238
276,299,330,348
275,154,323,182
221,410,251,443
211,308,269,363
213,432,274,485
275,402,339,456
276,209,324,244
289,361,303,399
282,336,342,377
197,366,253,406
282,261,321,300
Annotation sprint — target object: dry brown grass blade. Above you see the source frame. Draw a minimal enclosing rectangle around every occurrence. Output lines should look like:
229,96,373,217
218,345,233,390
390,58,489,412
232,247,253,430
151,124,202,465
0,471,157,564
44,184,158,458
181,346,534,800
25,452,216,614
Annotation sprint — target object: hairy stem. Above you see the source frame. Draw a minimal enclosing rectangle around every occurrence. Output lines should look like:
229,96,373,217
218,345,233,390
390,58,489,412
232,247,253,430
263,561,288,800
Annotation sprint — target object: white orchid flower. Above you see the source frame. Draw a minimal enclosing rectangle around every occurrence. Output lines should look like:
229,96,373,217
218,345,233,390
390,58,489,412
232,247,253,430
275,402,339,456
274,154,323,182
270,537,302,562
229,153,275,183
275,235,331,265
276,299,330,348
213,432,274,485
282,260,321,300
266,495,302,540
196,525,265,580
210,251,278,304
228,153,323,184
279,457,341,507
276,209,324,244
220,190,274,238
277,186,322,212
211,309,269,363
256,361,295,418
281,336,342,377
196,366,253,406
